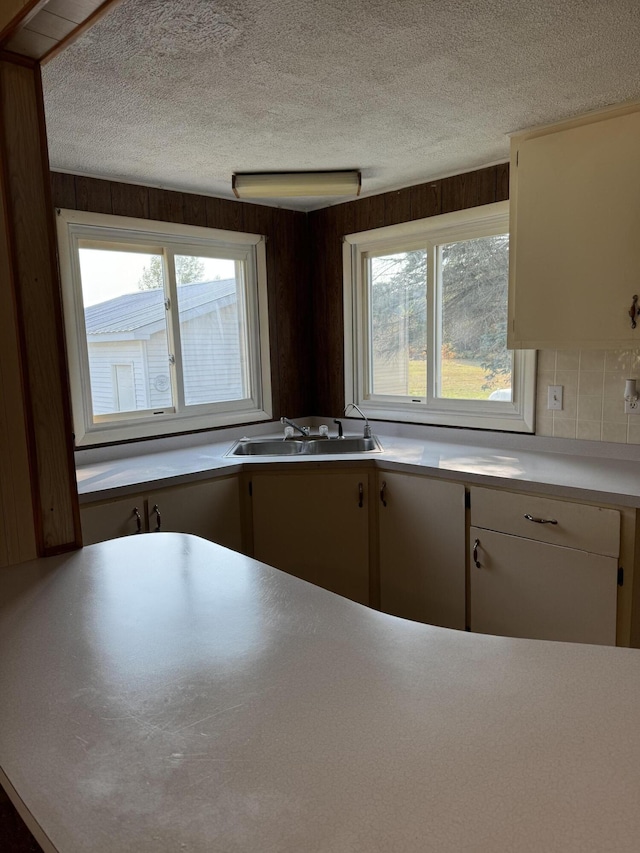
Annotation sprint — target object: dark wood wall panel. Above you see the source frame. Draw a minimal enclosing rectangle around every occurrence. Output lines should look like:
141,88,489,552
0,58,80,555
50,173,312,422
308,163,509,415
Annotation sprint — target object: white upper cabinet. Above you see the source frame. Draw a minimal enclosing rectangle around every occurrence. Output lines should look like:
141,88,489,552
508,103,640,349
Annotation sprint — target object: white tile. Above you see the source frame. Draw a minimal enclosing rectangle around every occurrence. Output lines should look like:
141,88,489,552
627,423,640,445
603,372,627,396
576,421,602,441
556,350,580,370
553,419,576,439
536,416,553,436
555,370,578,392
605,350,630,372
602,395,628,423
580,350,605,371
578,370,604,396
536,350,557,372
602,422,627,443
577,395,603,422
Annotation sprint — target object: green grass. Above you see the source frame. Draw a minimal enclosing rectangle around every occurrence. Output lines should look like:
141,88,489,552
408,359,510,400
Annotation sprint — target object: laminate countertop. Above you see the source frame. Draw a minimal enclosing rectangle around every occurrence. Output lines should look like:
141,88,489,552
1,534,640,852
75,423,640,507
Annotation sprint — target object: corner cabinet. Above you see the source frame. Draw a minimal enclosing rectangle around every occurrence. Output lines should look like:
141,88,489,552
250,469,370,605
508,104,640,349
469,486,621,645
377,471,466,630
80,476,243,552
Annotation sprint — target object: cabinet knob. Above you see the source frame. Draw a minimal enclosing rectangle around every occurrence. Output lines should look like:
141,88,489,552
152,504,162,532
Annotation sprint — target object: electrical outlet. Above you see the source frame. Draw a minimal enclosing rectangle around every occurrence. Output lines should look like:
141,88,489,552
625,399,640,414
547,385,563,411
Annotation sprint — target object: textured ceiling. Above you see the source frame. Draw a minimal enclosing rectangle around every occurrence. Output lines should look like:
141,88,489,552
42,0,640,211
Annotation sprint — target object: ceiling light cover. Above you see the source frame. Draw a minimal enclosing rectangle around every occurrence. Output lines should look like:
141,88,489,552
232,171,361,199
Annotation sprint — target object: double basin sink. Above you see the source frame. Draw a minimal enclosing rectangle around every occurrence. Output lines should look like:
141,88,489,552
226,435,383,457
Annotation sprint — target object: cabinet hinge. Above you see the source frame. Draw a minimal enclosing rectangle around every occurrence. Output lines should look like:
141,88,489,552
464,491,471,509
618,567,624,586
248,481,253,497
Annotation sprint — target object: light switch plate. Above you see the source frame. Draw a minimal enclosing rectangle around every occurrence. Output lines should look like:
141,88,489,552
547,385,563,411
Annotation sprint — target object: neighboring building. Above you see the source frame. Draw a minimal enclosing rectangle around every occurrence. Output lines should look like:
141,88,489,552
84,279,245,414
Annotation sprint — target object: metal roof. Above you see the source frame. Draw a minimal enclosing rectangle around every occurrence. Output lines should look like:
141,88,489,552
85,279,237,335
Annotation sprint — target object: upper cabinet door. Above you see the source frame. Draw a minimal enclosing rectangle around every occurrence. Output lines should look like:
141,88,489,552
508,105,640,350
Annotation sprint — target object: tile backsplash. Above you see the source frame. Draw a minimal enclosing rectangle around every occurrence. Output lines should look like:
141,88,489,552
535,349,640,443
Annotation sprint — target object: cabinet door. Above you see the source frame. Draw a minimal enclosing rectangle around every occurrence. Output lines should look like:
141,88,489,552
81,495,147,545
378,472,465,629
470,526,618,645
147,477,242,552
251,471,370,605
509,108,640,349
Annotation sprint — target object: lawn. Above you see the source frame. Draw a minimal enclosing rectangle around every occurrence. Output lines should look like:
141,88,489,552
408,358,510,399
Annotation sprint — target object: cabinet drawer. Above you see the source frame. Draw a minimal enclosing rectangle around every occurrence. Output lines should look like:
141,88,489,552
469,487,620,557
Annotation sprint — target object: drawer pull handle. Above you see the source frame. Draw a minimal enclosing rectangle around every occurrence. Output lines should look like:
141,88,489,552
152,504,162,532
473,538,481,568
358,482,364,509
524,513,557,525
133,506,142,533
380,480,387,507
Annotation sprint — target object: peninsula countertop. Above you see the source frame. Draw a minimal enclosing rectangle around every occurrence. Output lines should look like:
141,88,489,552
1,534,640,852
75,421,640,507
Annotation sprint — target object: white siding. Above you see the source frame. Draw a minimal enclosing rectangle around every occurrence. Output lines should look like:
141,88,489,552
87,341,147,415
146,333,173,409
180,303,245,405
86,300,246,413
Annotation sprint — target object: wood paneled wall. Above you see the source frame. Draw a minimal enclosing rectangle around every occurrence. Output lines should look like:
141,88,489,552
0,55,79,556
0,114,37,568
307,164,509,415
50,173,313,422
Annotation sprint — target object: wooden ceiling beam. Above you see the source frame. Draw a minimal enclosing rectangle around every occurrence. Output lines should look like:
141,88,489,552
0,0,123,62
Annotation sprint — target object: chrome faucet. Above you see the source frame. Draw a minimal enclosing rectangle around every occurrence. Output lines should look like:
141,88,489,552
280,416,310,437
344,403,372,438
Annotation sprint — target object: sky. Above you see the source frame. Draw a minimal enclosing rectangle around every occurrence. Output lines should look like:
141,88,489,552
78,249,235,306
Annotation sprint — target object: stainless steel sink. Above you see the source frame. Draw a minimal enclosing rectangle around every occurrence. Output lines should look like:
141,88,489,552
226,439,307,456
226,435,383,457
307,436,382,455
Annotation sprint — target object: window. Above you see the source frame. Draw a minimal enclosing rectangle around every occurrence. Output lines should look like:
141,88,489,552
344,201,535,432
57,210,271,446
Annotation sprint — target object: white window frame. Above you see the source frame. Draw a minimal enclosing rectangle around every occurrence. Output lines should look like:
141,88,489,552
343,201,536,432
57,209,272,446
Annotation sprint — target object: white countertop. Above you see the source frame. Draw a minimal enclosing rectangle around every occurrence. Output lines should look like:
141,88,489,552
75,421,640,507
1,534,640,852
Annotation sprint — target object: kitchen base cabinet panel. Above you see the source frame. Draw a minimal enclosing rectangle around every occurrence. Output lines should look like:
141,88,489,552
81,493,147,544
81,476,242,552
470,527,618,645
251,471,370,605
378,472,465,629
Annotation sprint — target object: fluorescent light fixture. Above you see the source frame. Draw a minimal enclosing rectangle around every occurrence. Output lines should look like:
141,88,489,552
232,170,361,199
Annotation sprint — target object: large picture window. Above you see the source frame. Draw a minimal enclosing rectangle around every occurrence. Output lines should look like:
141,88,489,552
57,210,271,446
344,202,536,432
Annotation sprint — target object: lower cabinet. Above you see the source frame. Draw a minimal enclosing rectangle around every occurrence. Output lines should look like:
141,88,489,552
250,470,370,605
80,466,636,646
377,471,466,630
81,476,243,552
469,486,621,645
